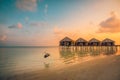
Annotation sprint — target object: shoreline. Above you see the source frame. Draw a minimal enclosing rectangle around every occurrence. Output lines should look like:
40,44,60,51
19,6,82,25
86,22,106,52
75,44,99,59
3,55,120,80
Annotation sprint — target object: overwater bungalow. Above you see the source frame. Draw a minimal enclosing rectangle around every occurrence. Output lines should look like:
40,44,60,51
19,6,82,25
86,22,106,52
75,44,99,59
101,38,115,46
88,38,100,46
75,38,88,46
59,37,74,46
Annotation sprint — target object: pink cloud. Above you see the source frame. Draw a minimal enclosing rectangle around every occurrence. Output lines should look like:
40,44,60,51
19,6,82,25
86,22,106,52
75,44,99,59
98,12,120,33
17,23,22,29
16,0,37,11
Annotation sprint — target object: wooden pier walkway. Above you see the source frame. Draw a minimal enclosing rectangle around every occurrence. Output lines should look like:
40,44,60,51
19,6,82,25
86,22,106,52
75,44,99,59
115,45,120,47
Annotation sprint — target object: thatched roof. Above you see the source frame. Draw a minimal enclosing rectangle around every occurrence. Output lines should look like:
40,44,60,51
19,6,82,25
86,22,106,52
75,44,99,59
89,38,100,42
102,38,114,42
76,38,87,42
60,37,73,42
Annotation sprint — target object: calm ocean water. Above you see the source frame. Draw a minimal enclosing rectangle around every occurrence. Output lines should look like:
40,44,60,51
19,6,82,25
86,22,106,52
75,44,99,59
0,46,120,79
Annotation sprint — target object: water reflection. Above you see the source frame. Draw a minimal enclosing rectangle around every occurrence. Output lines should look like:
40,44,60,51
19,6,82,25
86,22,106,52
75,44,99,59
101,46,117,55
44,62,50,69
59,46,118,64
59,48,76,64
60,48,75,59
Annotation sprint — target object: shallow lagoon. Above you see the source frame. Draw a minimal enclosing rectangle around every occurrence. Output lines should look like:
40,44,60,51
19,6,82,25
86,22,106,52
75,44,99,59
0,46,120,79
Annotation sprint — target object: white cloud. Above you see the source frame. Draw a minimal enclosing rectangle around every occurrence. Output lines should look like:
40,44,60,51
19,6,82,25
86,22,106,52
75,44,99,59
44,4,48,16
16,0,37,11
98,11,120,33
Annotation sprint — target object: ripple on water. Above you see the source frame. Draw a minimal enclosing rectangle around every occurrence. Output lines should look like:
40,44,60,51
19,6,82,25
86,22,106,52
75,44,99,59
0,46,120,79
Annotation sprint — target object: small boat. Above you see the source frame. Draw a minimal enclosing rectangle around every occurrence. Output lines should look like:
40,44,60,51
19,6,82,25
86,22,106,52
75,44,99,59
44,53,50,58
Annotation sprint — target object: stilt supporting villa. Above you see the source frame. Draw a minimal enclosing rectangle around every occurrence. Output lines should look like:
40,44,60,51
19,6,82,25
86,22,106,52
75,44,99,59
75,38,88,46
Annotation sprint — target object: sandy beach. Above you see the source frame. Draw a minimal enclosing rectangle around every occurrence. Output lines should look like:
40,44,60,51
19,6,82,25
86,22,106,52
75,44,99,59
3,55,120,80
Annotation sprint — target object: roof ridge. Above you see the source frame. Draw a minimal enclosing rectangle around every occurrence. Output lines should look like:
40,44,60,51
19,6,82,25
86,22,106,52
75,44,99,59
89,38,100,42
76,38,87,42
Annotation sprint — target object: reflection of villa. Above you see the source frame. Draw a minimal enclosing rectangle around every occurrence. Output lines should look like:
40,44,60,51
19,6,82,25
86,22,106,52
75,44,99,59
75,38,88,46
59,46,117,58
88,38,100,46
59,37,74,46
101,38,115,46
59,37,115,46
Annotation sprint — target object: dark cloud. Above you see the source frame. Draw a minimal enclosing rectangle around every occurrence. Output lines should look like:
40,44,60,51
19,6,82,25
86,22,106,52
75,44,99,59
8,23,22,29
8,25,17,28
98,12,120,33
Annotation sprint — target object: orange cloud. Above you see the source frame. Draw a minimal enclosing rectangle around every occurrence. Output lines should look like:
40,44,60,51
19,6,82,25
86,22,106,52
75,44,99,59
16,0,37,11
53,26,64,35
53,26,81,41
98,12,120,33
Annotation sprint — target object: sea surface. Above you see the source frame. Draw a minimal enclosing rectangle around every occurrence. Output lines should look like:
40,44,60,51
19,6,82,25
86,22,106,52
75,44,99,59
0,46,120,79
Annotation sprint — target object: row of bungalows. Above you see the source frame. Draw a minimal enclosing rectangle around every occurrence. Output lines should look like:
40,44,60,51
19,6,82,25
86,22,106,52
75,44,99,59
59,37,115,46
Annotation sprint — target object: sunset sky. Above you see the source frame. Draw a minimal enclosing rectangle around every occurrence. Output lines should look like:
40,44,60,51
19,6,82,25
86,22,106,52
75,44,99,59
0,0,120,46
